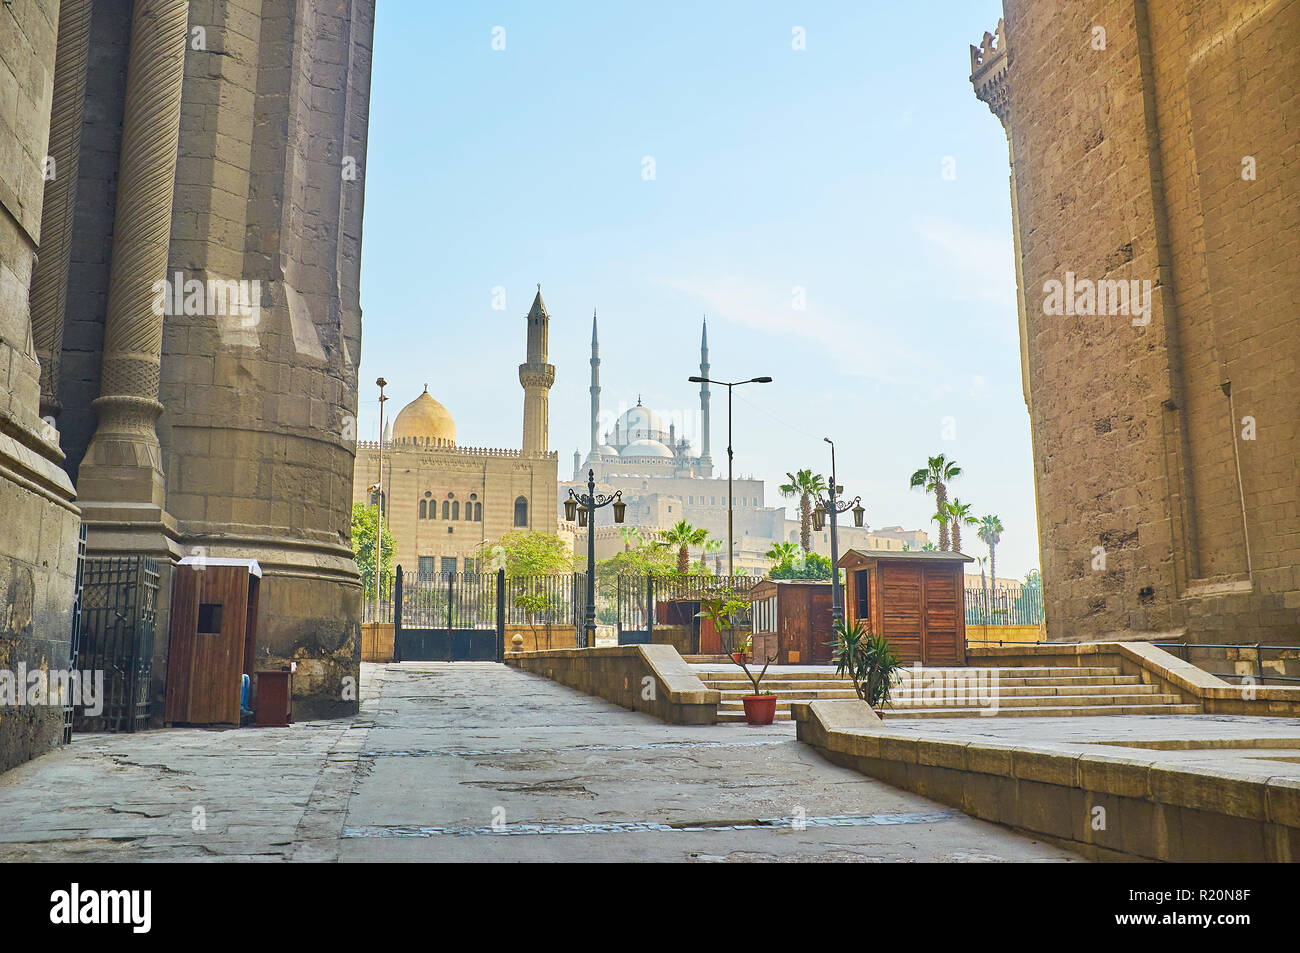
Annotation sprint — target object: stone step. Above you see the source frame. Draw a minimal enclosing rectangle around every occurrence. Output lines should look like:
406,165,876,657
717,692,1187,711
700,673,1145,689
715,702,1201,723
698,666,1124,680
711,682,1170,701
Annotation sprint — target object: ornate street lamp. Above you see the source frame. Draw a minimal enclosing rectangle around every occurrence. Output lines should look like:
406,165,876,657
564,468,625,647
687,373,772,576
815,437,864,625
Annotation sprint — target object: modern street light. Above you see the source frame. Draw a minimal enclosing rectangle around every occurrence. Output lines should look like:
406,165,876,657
813,437,865,626
374,377,388,623
688,374,772,576
564,468,626,647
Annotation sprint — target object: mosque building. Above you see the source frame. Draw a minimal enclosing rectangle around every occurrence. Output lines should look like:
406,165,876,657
354,288,560,576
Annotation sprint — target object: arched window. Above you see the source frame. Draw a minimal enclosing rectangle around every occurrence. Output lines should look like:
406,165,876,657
442,500,449,519
464,502,472,521
419,499,427,519
513,496,528,527
452,500,460,520
474,502,482,521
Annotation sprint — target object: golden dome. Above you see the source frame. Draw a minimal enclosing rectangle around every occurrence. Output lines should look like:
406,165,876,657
391,386,456,447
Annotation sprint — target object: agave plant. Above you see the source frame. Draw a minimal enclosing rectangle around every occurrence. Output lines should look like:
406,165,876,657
827,618,901,712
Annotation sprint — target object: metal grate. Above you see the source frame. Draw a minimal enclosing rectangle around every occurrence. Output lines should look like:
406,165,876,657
63,524,88,743
74,555,160,733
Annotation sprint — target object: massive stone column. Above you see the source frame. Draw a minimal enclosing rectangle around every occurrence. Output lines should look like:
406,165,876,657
29,0,93,424
75,0,189,558
0,0,81,773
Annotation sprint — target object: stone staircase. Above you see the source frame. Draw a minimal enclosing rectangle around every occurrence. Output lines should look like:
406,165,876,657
697,665,1201,722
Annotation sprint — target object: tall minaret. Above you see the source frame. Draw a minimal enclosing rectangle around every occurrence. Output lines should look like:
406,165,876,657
589,310,601,457
519,284,555,455
698,316,712,474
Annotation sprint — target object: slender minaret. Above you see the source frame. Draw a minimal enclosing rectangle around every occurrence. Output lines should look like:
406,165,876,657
589,309,601,458
699,316,712,474
519,284,555,455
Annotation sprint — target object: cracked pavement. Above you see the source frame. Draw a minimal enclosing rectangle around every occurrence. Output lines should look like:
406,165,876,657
0,663,1080,862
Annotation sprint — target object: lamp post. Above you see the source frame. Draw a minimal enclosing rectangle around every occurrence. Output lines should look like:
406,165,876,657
812,437,865,625
687,374,772,576
564,468,626,647
374,377,388,622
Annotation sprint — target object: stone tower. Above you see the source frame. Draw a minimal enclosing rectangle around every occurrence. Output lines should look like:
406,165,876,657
970,2,1299,644
698,317,712,472
588,310,601,458
519,286,555,455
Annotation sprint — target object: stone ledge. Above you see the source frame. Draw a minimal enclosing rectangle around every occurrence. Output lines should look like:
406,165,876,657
968,640,1300,716
505,644,721,724
792,701,1300,862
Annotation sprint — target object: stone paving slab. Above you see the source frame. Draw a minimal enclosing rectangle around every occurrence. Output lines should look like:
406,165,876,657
0,663,1079,862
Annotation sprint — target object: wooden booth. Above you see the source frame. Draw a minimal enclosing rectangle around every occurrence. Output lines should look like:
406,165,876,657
165,557,261,726
838,550,970,666
749,579,834,665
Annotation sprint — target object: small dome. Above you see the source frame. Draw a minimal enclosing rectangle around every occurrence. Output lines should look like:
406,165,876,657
622,438,673,459
597,444,620,457
392,386,455,446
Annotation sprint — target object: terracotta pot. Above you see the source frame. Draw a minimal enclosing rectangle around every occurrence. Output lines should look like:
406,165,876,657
731,652,745,664
742,694,777,725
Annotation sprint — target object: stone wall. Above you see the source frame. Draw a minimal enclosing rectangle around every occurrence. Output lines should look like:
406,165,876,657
0,0,82,773
505,645,720,724
977,1,1299,644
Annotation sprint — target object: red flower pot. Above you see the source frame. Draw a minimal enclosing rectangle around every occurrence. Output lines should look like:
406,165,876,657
742,694,777,726
731,652,745,664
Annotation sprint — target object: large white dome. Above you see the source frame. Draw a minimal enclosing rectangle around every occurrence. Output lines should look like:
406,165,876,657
622,438,673,459
609,400,670,448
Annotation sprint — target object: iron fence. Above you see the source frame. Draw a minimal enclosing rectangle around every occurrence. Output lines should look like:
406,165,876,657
1153,641,1300,685
363,578,394,624
74,554,160,733
965,585,1043,626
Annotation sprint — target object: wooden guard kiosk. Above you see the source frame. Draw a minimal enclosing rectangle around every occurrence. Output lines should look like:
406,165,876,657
749,579,834,665
838,550,971,666
165,557,262,726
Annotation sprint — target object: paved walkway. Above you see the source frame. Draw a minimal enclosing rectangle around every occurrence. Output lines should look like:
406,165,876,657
0,663,1079,862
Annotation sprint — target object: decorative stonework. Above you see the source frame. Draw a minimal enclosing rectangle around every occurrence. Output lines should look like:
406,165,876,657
970,19,1011,126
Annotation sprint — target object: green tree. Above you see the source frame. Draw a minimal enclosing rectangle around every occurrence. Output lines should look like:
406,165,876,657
977,514,1005,609
943,499,977,553
490,530,574,577
909,455,961,551
769,551,832,580
351,503,395,594
618,525,642,552
779,469,827,553
658,520,709,574
765,541,799,566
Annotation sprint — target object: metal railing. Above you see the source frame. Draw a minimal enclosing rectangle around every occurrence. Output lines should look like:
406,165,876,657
965,586,1043,626
1152,641,1300,685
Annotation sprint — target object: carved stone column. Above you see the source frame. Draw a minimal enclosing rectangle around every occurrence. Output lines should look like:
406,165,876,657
76,0,188,552
29,0,92,424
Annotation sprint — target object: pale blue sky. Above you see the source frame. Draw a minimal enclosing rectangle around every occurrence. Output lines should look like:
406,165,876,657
357,1,1038,578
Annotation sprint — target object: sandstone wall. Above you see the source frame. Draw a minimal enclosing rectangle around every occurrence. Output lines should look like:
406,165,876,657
986,0,1299,643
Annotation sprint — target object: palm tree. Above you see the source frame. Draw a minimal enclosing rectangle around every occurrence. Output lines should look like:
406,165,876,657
765,541,798,567
659,520,709,574
618,525,642,552
977,514,1004,621
945,499,977,553
779,469,827,553
909,455,961,551
703,537,723,573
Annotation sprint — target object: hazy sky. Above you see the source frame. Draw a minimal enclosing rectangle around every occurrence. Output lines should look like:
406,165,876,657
356,1,1039,579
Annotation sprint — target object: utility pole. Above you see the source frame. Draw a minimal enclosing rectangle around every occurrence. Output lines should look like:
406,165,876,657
375,377,388,622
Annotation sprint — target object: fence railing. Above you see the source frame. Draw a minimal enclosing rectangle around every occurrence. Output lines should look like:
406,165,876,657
1152,641,1300,685
651,574,764,604
965,586,1043,626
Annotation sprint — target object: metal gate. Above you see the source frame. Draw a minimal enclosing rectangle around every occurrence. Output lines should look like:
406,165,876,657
74,554,160,733
616,574,656,645
394,568,504,662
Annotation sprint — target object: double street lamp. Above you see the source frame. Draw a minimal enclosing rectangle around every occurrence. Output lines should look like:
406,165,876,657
812,437,865,625
564,468,626,648
687,374,772,576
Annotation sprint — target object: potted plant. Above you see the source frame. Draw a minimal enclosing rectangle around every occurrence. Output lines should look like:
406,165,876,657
698,594,777,725
827,618,902,717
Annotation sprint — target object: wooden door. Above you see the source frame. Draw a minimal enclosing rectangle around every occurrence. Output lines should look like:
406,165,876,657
921,566,963,664
809,588,834,664
165,567,248,725
880,564,923,663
